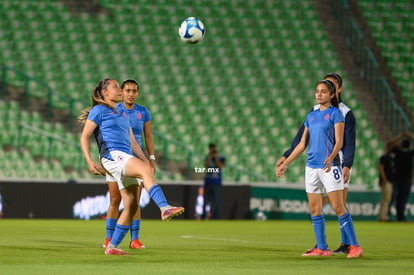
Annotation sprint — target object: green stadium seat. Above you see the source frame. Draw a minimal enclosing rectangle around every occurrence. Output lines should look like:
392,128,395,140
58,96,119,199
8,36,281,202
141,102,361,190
359,0,413,118
0,0,387,185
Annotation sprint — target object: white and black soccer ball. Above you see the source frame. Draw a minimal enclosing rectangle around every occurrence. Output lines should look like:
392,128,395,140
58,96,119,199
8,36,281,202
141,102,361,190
256,211,267,221
178,17,205,44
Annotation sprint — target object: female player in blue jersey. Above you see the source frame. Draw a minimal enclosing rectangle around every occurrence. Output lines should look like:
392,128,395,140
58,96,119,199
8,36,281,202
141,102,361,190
79,78,184,255
103,79,155,250
276,80,363,258
276,73,356,254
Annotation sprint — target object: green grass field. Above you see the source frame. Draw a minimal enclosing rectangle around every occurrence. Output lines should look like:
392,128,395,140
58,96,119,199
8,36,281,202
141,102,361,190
0,219,413,275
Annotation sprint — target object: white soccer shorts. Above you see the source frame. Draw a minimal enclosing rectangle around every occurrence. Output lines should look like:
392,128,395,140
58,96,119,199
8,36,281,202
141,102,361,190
101,150,139,190
105,174,143,190
305,166,344,194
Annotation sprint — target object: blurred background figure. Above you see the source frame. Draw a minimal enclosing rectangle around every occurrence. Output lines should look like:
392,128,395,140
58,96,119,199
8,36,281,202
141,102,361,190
202,143,225,220
392,132,414,222
195,186,210,220
378,142,396,222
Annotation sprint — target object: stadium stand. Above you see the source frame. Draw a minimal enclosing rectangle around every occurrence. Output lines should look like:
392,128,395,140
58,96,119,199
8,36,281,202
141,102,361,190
357,0,414,115
0,0,389,187
0,99,92,179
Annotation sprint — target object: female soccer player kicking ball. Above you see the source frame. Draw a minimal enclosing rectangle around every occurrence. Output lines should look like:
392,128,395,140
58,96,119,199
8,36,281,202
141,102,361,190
79,78,184,255
276,80,362,258
102,79,155,250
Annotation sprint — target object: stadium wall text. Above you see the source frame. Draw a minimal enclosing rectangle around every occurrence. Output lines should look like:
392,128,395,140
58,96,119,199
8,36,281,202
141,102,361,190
250,185,414,221
0,180,412,221
0,181,250,220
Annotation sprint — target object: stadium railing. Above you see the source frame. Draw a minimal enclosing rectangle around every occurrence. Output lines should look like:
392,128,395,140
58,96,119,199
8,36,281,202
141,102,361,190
17,122,84,171
15,121,264,182
8,97,261,182
0,64,80,130
152,131,266,182
332,0,413,134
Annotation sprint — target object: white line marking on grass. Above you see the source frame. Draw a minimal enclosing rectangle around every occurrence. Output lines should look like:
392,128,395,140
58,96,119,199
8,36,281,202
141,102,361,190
180,235,300,246
181,235,251,243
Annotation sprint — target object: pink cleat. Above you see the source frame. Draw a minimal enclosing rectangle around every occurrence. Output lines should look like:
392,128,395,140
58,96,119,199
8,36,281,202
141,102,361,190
161,206,185,221
129,239,146,249
102,238,111,248
105,247,129,255
347,246,363,258
302,248,331,257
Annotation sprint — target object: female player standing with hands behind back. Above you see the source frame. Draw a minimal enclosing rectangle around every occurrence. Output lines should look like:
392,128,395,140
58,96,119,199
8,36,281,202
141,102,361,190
276,80,363,258
79,78,184,255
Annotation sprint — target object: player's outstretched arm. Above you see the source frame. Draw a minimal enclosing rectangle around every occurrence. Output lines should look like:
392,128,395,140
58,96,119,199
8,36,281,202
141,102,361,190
276,127,309,178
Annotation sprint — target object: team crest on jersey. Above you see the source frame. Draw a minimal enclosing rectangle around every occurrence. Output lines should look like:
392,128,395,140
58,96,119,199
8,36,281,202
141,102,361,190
137,112,142,120
123,112,128,118
324,114,330,120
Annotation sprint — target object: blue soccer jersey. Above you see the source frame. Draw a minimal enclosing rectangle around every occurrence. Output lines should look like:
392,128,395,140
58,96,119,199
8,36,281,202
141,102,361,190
304,106,344,168
283,102,356,169
118,103,152,147
87,104,132,160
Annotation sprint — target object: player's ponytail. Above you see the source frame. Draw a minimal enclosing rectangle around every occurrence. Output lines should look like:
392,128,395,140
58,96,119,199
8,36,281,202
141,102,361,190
92,78,110,106
78,78,113,124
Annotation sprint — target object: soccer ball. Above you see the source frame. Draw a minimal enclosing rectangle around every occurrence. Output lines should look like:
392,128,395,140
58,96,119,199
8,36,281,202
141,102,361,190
256,211,267,221
178,17,205,44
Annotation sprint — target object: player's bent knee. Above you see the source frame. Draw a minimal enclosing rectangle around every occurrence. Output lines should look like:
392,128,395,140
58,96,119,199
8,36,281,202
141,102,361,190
110,195,121,206
332,205,346,216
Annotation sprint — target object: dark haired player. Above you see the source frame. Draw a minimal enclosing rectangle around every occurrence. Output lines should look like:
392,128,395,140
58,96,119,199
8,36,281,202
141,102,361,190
276,80,362,258
276,73,356,255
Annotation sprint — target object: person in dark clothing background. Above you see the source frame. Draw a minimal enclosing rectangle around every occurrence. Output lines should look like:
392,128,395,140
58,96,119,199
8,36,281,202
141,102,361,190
378,142,396,221
203,143,225,220
392,132,414,222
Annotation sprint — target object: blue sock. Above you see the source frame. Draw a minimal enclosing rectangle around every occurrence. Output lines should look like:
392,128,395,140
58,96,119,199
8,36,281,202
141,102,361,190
110,224,130,247
341,206,349,245
149,185,169,208
130,219,141,240
340,225,349,245
338,212,358,246
311,214,327,250
106,218,117,239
